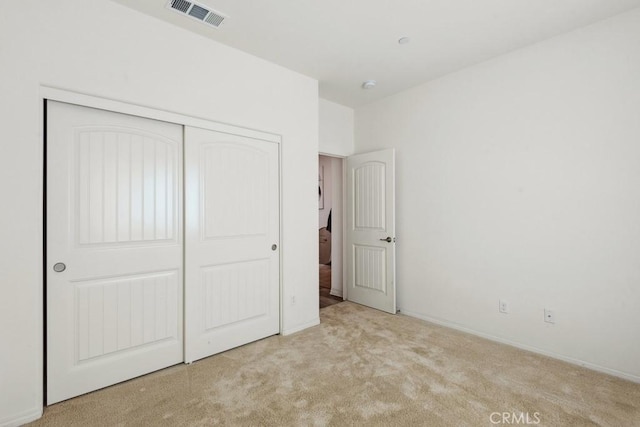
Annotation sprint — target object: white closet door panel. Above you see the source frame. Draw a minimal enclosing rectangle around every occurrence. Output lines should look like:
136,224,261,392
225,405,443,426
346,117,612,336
74,271,179,360
201,260,270,329
201,143,269,238
185,127,280,363
47,101,183,404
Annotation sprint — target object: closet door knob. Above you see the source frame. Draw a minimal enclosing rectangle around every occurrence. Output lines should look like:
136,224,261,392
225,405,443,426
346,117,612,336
271,244,277,251
53,262,66,272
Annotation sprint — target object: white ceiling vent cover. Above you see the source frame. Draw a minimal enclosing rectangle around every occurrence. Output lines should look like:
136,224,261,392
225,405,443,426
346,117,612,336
166,0,227,29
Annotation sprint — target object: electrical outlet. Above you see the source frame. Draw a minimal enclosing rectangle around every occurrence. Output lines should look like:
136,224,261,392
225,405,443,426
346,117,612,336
544,308,555,324
291,295,296,304
499,300,509,314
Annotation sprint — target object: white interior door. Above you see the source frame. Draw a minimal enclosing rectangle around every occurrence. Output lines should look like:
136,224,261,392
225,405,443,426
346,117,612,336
346,149,396,314
184,127,280,363
47,101,184,404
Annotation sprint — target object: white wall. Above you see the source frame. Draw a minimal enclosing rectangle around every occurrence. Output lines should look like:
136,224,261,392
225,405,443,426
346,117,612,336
355,8,640,381
0,1,318,425
319,98,354,156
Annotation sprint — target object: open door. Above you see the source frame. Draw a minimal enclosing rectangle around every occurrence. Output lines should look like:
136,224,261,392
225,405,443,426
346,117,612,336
346,149,396,314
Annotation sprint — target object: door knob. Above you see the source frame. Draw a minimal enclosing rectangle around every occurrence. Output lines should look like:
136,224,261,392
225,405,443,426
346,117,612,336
379,237,393,243
271,244,278,251
53,262,66,272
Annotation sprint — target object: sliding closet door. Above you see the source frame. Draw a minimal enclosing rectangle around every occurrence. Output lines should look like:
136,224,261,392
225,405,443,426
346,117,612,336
184,127,280,363
47,101,183,404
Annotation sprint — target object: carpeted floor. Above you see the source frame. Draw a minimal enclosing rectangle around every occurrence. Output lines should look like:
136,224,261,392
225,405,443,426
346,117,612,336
30,302,640,426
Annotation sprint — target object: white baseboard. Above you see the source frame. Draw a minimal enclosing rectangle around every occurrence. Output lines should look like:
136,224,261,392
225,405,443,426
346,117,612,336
281,317,320,336
0,407,42,427
399,308,640,384
329,288,343,298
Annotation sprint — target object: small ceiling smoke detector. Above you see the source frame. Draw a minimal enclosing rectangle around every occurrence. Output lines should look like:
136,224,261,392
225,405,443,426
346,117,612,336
398,36,410,45
166,0,227,28
362,80,377,90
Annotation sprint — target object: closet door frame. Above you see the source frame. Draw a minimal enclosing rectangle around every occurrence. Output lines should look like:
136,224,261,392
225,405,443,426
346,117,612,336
40,86,283,398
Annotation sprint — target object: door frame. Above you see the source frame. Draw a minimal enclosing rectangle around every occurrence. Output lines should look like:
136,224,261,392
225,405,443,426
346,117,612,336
318,152,348,301
320,149,397,308
40,86,284,401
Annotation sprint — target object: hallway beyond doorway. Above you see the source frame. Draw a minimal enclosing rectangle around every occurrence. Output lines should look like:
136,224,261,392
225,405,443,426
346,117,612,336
319,264,341,309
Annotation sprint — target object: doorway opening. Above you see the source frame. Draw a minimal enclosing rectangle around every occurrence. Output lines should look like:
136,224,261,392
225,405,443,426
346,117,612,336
319,155,344,309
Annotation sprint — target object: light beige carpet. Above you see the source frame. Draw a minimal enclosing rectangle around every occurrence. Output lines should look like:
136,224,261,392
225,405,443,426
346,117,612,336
30,302,640,426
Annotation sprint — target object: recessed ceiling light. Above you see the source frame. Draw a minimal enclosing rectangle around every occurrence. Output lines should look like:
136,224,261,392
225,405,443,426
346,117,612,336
362,80,377,90
398,36,410,45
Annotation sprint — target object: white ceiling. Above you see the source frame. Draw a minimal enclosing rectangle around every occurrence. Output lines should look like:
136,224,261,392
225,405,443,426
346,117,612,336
112,0,640,107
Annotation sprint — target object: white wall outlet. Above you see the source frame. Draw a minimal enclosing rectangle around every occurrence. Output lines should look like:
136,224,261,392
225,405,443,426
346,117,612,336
544,308,555,324
499,299,509,314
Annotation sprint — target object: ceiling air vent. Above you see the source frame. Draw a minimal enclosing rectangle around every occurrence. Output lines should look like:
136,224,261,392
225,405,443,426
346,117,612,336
167,0,227,29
